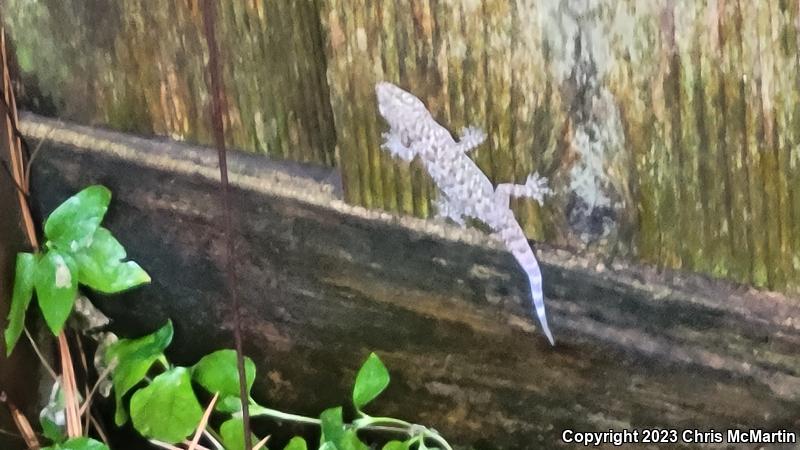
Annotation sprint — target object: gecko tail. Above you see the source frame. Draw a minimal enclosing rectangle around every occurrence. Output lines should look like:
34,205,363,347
501,222,555,345
531,282,555,346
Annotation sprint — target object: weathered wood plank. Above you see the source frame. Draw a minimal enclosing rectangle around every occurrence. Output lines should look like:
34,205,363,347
21,114,800,449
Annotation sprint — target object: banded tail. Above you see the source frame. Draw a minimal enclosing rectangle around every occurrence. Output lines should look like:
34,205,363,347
497,219,555,345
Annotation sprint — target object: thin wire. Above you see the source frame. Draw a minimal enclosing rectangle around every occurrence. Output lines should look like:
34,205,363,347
199,1,252,449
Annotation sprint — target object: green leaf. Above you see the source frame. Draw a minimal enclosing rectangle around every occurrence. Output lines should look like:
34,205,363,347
74,227,150,293
320,407,345,446
382,441,409,450
40,379,67,443
352,353,390,409
104,320,173,425
318,416,367,450
130,367,203,444
44,185,111,250
41,413,66,444
215,395,245,413
4,252,36,355
338,430,369,450
192,349,256,398
42,437,110,450
220,417,259,450
283,436,308,450
34,251,78,335
220,418,245,450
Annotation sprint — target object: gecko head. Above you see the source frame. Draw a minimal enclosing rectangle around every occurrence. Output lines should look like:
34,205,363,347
375,82,430,131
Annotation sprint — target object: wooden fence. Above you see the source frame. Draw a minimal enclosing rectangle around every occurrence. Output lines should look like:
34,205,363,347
5,0,800,292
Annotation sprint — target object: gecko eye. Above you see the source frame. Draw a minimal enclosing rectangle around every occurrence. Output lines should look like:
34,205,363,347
400,92,415,104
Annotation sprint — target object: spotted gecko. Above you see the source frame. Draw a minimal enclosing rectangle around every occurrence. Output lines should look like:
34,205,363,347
375,82,555,345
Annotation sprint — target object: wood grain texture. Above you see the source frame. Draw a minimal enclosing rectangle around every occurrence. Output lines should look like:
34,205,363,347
5,1,800,295
22,114,800,449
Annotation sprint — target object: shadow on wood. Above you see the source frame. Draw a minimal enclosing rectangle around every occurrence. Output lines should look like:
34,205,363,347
21,113,800,449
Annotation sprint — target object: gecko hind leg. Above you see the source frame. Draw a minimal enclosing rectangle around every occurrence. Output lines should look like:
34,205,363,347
495,172,552,208
434,196,467,227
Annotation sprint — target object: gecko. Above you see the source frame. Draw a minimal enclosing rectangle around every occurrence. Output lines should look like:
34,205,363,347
375,81,555,345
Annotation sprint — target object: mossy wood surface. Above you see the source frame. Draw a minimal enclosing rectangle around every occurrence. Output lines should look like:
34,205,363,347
22,114,800,449
5,2,800,292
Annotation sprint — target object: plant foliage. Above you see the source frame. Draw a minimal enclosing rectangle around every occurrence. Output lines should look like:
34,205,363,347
4,185,150,353
3,186,452,450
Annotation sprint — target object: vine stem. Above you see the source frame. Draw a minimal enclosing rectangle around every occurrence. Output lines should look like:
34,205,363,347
199,1,251,449
245,404,322,425
244,405,453,450
354,416,453,450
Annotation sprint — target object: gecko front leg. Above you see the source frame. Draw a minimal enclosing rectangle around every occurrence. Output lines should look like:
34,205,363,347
495,172,552,208
381,131,419,162
455,126,487,153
